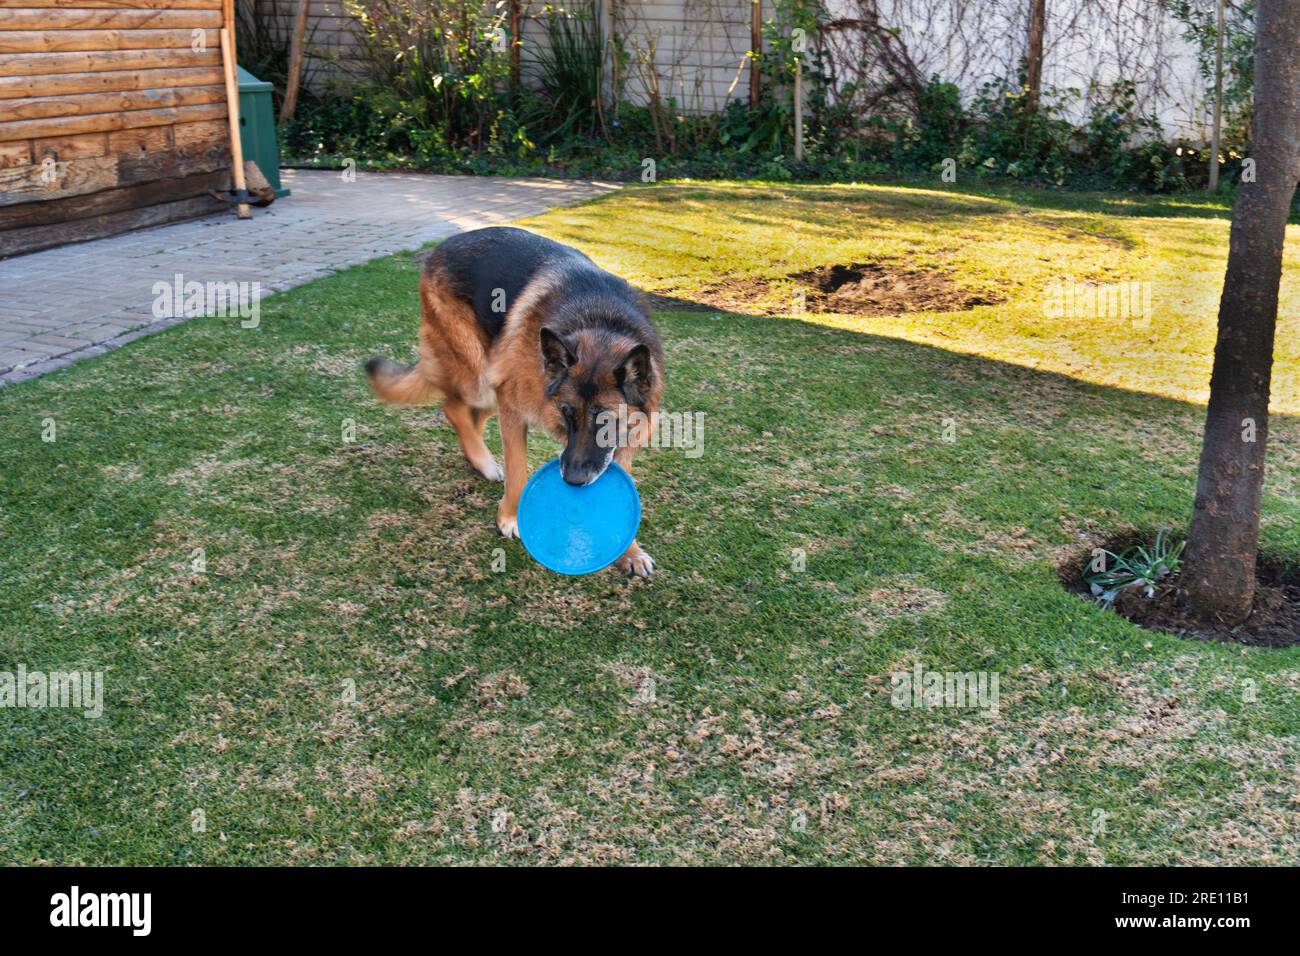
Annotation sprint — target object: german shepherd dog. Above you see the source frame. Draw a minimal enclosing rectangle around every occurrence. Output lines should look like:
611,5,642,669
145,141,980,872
366,227,663,576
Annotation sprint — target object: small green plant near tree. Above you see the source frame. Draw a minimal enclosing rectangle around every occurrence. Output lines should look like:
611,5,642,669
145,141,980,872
1083,531,1186,608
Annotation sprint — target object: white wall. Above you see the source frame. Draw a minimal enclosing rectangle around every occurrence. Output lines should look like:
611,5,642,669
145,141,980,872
823,0,1212,139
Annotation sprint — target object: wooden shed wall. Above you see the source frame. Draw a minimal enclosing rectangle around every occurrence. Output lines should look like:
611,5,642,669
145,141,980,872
0,0,233,258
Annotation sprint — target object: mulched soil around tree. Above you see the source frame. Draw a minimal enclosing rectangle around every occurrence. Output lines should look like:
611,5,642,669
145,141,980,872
1060,533,1300,648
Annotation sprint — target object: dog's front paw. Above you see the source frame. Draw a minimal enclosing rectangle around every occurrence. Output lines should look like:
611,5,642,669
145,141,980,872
496,507,519,539
617,546,655,578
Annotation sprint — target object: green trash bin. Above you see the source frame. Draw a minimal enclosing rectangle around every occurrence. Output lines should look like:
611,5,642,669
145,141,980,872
236,66,289,199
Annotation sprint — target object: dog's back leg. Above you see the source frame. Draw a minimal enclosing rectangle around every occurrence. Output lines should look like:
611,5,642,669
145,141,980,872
443,399,503,481
367,268,504,481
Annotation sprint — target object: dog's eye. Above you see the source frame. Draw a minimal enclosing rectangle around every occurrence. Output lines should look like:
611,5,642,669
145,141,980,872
560,403,574,422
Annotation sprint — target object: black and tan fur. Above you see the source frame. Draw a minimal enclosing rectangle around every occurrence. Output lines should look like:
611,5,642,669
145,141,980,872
366,226,663,576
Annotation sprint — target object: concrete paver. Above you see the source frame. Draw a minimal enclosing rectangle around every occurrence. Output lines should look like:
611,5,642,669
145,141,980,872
0,170,617,385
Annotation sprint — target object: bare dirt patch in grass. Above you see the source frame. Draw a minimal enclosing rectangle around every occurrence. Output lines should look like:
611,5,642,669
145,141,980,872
691,261,1003,316
847,577,949,634
1059,533,1300,648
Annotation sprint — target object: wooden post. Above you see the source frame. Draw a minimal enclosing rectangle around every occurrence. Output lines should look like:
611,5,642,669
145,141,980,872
1208,0,1225,192
598,0,613,107
280,0,310,124
793,56,802,161
1025,0,1046,113
220,21,251,219
749,0,761,108
509,0,521,94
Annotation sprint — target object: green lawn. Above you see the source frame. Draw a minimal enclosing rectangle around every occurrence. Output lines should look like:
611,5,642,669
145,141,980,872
2,180,1299,865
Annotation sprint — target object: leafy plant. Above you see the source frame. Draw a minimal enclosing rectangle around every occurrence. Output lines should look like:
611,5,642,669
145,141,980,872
533,3,609,141
344,0,511,155
1084,531,1186,607
749,0,833,158
900,78,967,168
962,79,1075,184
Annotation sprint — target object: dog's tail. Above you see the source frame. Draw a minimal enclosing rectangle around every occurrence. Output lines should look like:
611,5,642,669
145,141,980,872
365,355,443,406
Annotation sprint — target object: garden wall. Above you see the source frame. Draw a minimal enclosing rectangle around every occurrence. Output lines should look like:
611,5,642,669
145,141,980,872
243,0,760,114
0,0,233,257
607,1,756,114
249,0,1211,139
838,0,1209,139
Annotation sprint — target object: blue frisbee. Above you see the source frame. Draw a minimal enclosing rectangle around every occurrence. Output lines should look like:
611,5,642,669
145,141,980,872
517,459,641,575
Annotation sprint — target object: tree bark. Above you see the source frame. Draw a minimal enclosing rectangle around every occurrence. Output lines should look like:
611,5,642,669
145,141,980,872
1183,0,1300,625
1024,0,1046,113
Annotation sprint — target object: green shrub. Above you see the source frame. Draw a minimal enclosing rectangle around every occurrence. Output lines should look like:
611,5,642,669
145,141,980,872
343,0,510,154
902,79,967,169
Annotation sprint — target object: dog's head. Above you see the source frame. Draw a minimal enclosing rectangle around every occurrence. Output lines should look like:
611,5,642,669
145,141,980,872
539,327,655,486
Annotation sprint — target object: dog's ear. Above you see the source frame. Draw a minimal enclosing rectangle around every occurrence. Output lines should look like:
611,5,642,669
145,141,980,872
540,327,575,380
615,344,653,404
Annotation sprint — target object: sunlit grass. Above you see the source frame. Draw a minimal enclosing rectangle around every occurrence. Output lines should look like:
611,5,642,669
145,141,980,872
525,181,1300,412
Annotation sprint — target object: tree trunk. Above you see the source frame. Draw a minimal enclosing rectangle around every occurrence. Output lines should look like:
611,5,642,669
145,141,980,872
509,1,522,95
279,0,310,124
1208,0,1225,191
1024,0,1047,113
1183,0,1300,625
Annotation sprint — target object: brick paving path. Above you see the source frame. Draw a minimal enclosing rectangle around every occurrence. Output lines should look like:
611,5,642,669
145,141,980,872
0,170,617,386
